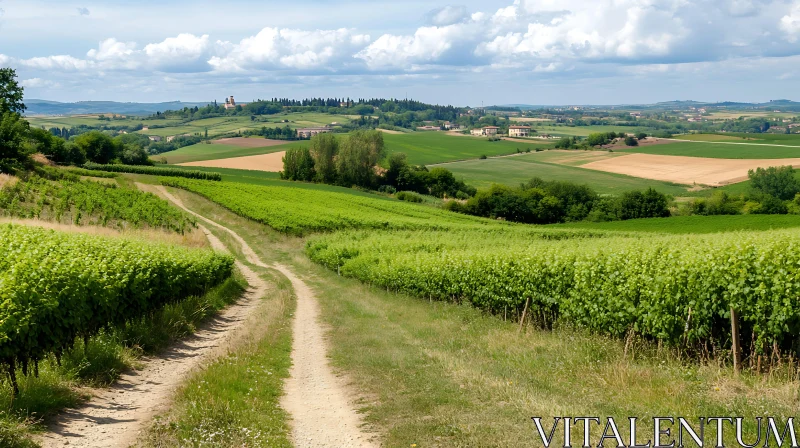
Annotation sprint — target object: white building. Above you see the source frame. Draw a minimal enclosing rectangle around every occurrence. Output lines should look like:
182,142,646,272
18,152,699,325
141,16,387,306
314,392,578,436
508,126,531,137
297,127,331,139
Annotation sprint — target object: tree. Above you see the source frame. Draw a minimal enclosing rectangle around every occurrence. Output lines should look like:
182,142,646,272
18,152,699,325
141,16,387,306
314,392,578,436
120,144,151,165
0,112,30,173
586,132,609,146
0,68,25,115
748,166,800,200
73,131,119,164
309,133,339,183
624,136,639,146
281,147,315,181
617,188,671,219
336,130,384,188
636,132,648,140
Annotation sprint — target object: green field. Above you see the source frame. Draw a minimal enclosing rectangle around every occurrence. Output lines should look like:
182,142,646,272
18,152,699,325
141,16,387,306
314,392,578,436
528,124,645,137
618,140,800,158
27,112,354,139
440,152,702,195
161,142,299,164
552,214,800,233
382,132,553,165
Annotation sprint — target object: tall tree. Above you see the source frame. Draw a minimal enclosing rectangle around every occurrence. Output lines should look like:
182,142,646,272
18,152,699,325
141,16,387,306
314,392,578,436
309,133,339,183
0,68,30,173
0,68,25,115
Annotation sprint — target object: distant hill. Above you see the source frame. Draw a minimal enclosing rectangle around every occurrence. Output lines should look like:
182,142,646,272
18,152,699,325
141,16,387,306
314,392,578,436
24,99,214,116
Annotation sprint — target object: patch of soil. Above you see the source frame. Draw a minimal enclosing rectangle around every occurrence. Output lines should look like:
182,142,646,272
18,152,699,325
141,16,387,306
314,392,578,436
582,153,800,186
179,151,286,172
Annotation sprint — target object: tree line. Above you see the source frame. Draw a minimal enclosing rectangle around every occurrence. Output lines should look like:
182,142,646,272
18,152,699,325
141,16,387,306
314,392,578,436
281,131,476,199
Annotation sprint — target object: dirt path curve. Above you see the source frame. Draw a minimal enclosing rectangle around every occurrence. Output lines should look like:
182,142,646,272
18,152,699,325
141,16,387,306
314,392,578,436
155,185,376,447
39,224,267,448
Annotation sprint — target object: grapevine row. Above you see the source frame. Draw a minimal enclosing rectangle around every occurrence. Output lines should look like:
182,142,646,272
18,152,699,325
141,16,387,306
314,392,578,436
83,162,222,180
0,223,234,393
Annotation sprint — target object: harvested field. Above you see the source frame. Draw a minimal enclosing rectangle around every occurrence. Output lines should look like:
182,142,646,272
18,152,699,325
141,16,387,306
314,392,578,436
582,153,800,186
211,137,288,148
179,151,286,172
376,128,404,134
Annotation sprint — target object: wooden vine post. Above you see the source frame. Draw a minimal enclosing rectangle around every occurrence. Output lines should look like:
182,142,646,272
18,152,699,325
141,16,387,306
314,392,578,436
518,297,531,333
730,307,742,373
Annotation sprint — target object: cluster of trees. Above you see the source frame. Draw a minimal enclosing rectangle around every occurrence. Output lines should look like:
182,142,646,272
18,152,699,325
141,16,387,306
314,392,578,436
0,69,30,173
553,132,647,150
281,131,476,198
686,166,800,216
445,178,670,224
33,131,152,166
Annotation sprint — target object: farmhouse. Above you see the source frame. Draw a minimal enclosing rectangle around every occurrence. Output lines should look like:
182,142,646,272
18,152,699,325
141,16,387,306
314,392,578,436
148,135,162,142
508,125,531,137
297,127,331,139
470,126,500,136
443,122,461,130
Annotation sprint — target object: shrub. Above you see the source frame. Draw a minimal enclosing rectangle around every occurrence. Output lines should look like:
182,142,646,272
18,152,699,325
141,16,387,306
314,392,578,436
396,191,423,203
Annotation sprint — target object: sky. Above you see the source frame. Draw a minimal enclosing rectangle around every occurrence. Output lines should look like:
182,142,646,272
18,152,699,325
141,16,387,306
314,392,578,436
1,0,799,106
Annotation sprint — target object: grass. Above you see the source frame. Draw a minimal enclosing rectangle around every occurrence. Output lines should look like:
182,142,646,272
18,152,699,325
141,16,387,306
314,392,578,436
382,132,553,165
160,141,299,164
1,274,246,447
551,214,800,233
441,152,704,195
166,186,800,447
618,140,800,158
137,268,294,448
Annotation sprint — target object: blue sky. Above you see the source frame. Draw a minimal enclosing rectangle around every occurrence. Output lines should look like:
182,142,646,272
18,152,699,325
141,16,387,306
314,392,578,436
1,0,799,106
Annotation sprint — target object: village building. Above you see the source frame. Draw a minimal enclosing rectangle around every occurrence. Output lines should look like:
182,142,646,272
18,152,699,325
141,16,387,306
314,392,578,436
148,135,162,142
224,96,246,110
508,125,531,137
443,122,461,130
470,126,500,136
297,127,331,139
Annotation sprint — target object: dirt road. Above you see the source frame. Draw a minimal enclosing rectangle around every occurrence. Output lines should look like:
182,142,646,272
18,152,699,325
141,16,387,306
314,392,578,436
157,185,376,447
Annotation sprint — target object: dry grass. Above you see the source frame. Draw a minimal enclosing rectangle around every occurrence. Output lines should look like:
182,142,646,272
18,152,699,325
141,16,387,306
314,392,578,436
0,173,18,189
31,153,55,166
0,218,209,249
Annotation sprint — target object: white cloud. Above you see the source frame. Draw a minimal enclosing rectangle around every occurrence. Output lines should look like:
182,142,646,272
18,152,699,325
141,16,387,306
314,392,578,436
144,34,210,63
782,1,800,42
21,77,61,88
209,28,369,72
0,54,9,66
427,5,469,26
87,38,136,61
77,7,90,16
20,55,92,71
356,23,478,68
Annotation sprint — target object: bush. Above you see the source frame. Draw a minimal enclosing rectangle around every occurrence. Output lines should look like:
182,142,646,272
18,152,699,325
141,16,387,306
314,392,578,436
479,155,487,159
624,136,639,146
637,132,648,140
396,191,423,203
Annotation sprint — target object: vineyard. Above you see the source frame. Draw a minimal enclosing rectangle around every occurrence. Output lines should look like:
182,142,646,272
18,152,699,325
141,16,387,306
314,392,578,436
161,178,498,235
307,227,800,356
0,174,196,233
83,162,223,180
0,223,234,393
